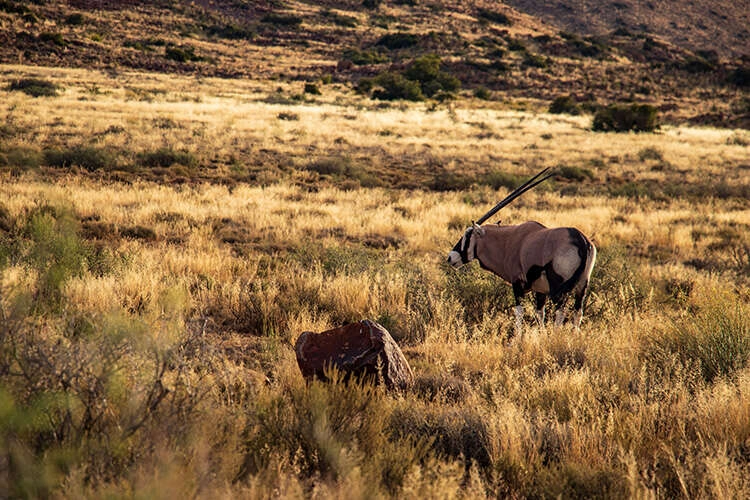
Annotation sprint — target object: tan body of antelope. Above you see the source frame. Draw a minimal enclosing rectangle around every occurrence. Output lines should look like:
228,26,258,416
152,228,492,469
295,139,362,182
446,168,597,331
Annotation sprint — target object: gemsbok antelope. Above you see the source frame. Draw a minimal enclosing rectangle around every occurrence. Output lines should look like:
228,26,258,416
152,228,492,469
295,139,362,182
447,168,596,331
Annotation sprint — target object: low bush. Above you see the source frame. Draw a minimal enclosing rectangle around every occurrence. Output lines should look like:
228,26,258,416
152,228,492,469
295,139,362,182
322,10,358,27
261,13,302,27
304,82,321,95
681,56,715,73
638,146,663,161
549,95,580,115
0,146,43,170
368,72,425,101
429,171,473,192
403,54,461,98
44,146,115,171
138,148,198,168
361,55,460,101
557,165,595,182
40,32,66,46
376,32,419,50
165,44,202,62
592,103,658,132
481,170,525,191
64,13,85,25
522,53,548,69
342,48,388,65
477,8,511,26
727,66,750,88
8,78,59,97
205,23,255,40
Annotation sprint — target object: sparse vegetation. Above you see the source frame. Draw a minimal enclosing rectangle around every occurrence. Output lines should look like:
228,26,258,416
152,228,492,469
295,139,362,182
0,0,749,493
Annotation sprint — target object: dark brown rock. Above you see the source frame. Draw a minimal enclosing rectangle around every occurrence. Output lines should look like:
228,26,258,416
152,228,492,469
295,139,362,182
295,320,414,390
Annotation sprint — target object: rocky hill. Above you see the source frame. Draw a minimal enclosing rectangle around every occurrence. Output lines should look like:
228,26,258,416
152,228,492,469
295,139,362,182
0,0,747,127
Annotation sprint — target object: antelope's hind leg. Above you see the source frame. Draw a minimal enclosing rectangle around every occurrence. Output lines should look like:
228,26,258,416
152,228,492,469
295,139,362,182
571,281,590,328
534,292,547,327
552,293,569,326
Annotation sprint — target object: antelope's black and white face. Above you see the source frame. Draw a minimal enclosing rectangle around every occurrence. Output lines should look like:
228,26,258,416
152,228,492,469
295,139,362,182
447,227,476,267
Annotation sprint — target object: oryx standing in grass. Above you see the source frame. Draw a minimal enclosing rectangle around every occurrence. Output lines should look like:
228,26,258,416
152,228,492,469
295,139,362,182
447,168,596,331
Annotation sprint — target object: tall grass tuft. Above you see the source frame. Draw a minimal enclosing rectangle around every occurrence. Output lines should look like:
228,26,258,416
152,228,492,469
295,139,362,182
648,293,750,383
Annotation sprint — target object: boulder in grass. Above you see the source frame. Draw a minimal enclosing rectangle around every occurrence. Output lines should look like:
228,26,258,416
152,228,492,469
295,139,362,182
294,319,414,390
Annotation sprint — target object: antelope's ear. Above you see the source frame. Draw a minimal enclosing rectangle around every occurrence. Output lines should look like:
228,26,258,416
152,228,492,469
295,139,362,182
472,221,485,237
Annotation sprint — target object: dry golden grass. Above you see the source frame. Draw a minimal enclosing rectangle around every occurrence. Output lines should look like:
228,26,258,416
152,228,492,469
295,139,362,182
0,64,749,498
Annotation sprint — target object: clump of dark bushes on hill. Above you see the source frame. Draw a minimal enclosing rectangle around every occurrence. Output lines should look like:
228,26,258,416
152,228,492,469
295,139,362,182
477,8,511,26
548,95,581,115
592,103,659,132
358,54,460,101
261,13,303,27
342,48,388,66
8,78,59,97
44,146,116,171
165,44,203,63
376,32,419,50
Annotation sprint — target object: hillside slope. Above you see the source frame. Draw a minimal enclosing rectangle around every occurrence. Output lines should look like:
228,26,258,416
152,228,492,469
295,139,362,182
0,0,747,127
505,0,750,58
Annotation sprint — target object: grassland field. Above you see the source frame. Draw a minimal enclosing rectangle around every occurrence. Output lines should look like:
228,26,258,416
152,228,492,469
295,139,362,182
0,63,749,498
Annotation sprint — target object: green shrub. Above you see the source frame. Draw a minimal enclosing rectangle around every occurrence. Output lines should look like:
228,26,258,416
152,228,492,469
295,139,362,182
592,103,658,132
138,148,197,168
205,23,255,40
305,156,349,176
681,56,715,73
40,32,66,46
522,53,548,69
477,8,511,25
549,95,580,115
370,72,424,101
507,38,526,52
473,87,491,100
376,32,419,50
727,66,750,88
481,170,525,191
403,54,461,98
429,171,473,192
0,0,31,15
44,146,114,171
304,82,321,95
8,78,59,97
638,146,663,161
322,9,358,27
0,146,43,170
165,44,202,62
64,12,85,25
261,13,303,27
342,48,388,65
557,165,594,182
21,205,92,310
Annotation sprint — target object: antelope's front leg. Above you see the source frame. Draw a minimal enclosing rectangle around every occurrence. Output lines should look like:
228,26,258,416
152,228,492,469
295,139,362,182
512,282,526,334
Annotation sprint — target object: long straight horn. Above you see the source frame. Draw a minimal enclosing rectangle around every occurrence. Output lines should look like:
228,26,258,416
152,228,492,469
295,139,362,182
475,167,555,225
